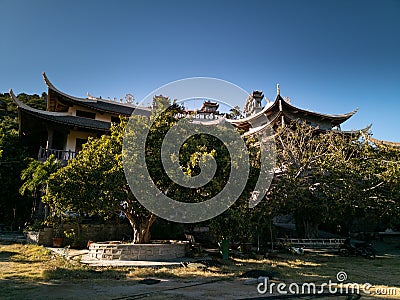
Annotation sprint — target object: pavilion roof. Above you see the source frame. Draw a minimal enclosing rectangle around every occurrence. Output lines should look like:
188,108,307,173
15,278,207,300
43,72,151,116
281,96,358,125
228,93,358,131
369,137,400,148
10,90,111,132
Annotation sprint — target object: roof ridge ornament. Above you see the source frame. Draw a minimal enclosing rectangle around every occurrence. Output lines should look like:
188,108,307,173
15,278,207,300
277,83,280,96
124,93,135,104
87,92,97,100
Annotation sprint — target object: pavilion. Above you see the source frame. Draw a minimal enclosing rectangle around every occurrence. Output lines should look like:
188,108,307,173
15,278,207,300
10,73,150,164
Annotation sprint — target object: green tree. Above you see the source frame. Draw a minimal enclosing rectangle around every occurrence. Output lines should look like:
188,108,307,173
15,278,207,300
44,120,155,242
266,123,400,237
0,92,47,229
44,101,182,243
227,105,242,119
19,155,61,220
358,141,400,230
209,132,274,247
268,124,357,237
44,98,249,243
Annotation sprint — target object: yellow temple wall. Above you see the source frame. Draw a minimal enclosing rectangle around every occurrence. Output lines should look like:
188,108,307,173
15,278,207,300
67,105,114,122
96,113,112,122
65,130,95,152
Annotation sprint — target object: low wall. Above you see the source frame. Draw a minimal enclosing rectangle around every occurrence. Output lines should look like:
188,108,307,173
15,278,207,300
26,228,53,245
89,241,188,261
26,224,132,247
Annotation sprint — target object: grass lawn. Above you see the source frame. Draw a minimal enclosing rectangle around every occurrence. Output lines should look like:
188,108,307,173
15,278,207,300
1,243,399,299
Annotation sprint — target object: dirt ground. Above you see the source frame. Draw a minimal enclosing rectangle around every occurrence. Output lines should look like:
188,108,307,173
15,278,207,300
1,241,400,299
2,277,385,300
1,278,265,300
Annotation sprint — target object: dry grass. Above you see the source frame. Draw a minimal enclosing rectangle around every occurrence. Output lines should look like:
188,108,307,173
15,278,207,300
0,244,124,282
0,244,60,280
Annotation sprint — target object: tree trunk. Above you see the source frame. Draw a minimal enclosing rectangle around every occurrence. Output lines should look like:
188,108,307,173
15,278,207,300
126,213,156,243
295,216,319,238
303,220,319,238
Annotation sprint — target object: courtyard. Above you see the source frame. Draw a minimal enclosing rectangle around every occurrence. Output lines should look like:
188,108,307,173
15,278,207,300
1,241,399,299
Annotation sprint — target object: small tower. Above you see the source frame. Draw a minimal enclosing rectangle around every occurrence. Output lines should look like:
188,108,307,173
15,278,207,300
199,100,219,113
243,90,264,117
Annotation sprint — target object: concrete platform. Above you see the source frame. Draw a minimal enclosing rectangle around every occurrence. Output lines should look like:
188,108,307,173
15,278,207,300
47,246,191,267
80,255,185,267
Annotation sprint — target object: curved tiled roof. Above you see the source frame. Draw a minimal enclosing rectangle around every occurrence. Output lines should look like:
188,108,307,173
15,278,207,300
227,97,279,126
369,137,400,148
241,113,281,137
281,97,358,125
43,72,151,117
10,90,111,132
228,93,357,128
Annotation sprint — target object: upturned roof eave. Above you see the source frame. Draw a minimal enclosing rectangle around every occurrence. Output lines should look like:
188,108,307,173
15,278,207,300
281,98,358,123
42,72,151,115
42,72,97,104
228,93,358,126
241,112,281,137
369,136,400,148
10,89,110,132
227,98,279,125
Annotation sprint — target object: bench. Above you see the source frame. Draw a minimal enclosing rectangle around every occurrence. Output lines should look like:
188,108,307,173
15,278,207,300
185,234,202,255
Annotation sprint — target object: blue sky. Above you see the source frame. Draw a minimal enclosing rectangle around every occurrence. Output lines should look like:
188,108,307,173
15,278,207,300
1,0,399,141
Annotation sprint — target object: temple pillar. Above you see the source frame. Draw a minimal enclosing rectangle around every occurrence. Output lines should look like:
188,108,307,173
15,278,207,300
46,128,54,149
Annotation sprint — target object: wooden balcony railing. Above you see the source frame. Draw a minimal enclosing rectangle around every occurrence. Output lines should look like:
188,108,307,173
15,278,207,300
38,146,76,163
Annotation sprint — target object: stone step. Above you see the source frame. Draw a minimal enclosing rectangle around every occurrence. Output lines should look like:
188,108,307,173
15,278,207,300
0,233,26,243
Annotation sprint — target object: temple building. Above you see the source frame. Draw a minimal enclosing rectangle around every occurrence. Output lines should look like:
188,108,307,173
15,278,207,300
228,85,360,137
198,100,220,114
10,73,150,164
11,74,390,165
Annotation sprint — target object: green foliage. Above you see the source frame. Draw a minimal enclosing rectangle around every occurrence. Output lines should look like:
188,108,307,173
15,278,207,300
227,105,242,119
211,122,400,241
268,123,400,237
44,102,184,243
20,155,61,197
44,99,245,242
0,92,47,229
45,123,131,217
209,132,268,243
10,89,399,244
